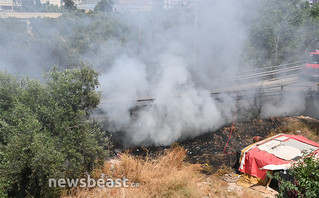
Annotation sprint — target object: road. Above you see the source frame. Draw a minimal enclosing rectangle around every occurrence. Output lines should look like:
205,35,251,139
0,12,62,19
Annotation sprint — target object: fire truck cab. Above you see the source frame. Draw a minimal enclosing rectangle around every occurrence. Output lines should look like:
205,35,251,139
303,50,319,81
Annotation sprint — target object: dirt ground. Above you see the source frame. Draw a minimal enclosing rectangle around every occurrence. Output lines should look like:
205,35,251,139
89,115,319,198
103,116,319,197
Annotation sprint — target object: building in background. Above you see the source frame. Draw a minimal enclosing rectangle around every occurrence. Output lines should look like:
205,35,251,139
0,0,194,12
77,0,99,11
0,0,14,11
112,0,193,13
39,0,62,6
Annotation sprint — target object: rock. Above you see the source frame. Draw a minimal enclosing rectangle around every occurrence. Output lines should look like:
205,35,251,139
114,148,122,154
222,174,239,183
227,186,235,192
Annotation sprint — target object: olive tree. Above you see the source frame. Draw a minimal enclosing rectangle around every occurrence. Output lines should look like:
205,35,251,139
0,66,110,197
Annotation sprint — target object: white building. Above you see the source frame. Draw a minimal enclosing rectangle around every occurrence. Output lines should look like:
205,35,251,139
0,0,14,11
112,0,193,13
77,0,99,11
40,0,62,6
0,0,61,9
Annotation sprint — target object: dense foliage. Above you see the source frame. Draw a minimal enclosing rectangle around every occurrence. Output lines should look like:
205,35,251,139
0,66,110,197
244,0,319,67
94,0,114,13
268,153,319,198
0,12,129,74
2,0,319,73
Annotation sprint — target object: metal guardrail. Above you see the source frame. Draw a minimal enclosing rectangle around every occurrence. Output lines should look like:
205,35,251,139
100,61,312,104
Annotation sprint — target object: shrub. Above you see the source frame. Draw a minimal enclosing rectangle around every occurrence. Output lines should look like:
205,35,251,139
268,153,319,198
0,66,110,197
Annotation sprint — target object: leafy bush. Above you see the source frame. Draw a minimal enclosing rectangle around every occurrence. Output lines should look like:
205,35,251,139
0,66,110,197
268,153,319,198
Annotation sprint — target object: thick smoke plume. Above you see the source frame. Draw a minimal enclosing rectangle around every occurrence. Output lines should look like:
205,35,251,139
99,0,256,146
0,0,314,146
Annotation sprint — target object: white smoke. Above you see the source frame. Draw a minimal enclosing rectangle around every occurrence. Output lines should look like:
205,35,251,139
263,93,306,117
98,0,251,146
100,51,232,146
99,55,149,130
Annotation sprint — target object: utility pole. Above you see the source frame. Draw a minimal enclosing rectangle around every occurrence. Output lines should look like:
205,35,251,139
194,0,198,68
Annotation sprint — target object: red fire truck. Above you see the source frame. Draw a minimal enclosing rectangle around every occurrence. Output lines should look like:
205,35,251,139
303,50,319,80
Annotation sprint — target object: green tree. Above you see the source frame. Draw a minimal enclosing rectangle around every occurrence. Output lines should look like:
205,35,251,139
20,0,44,12
303,3,319,51
245,0,308,67
309,3,319,19
0,66,110,197
94,0,114,13
63,0,76,10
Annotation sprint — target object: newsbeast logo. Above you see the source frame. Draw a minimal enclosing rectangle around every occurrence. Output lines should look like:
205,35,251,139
48,174,139,188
